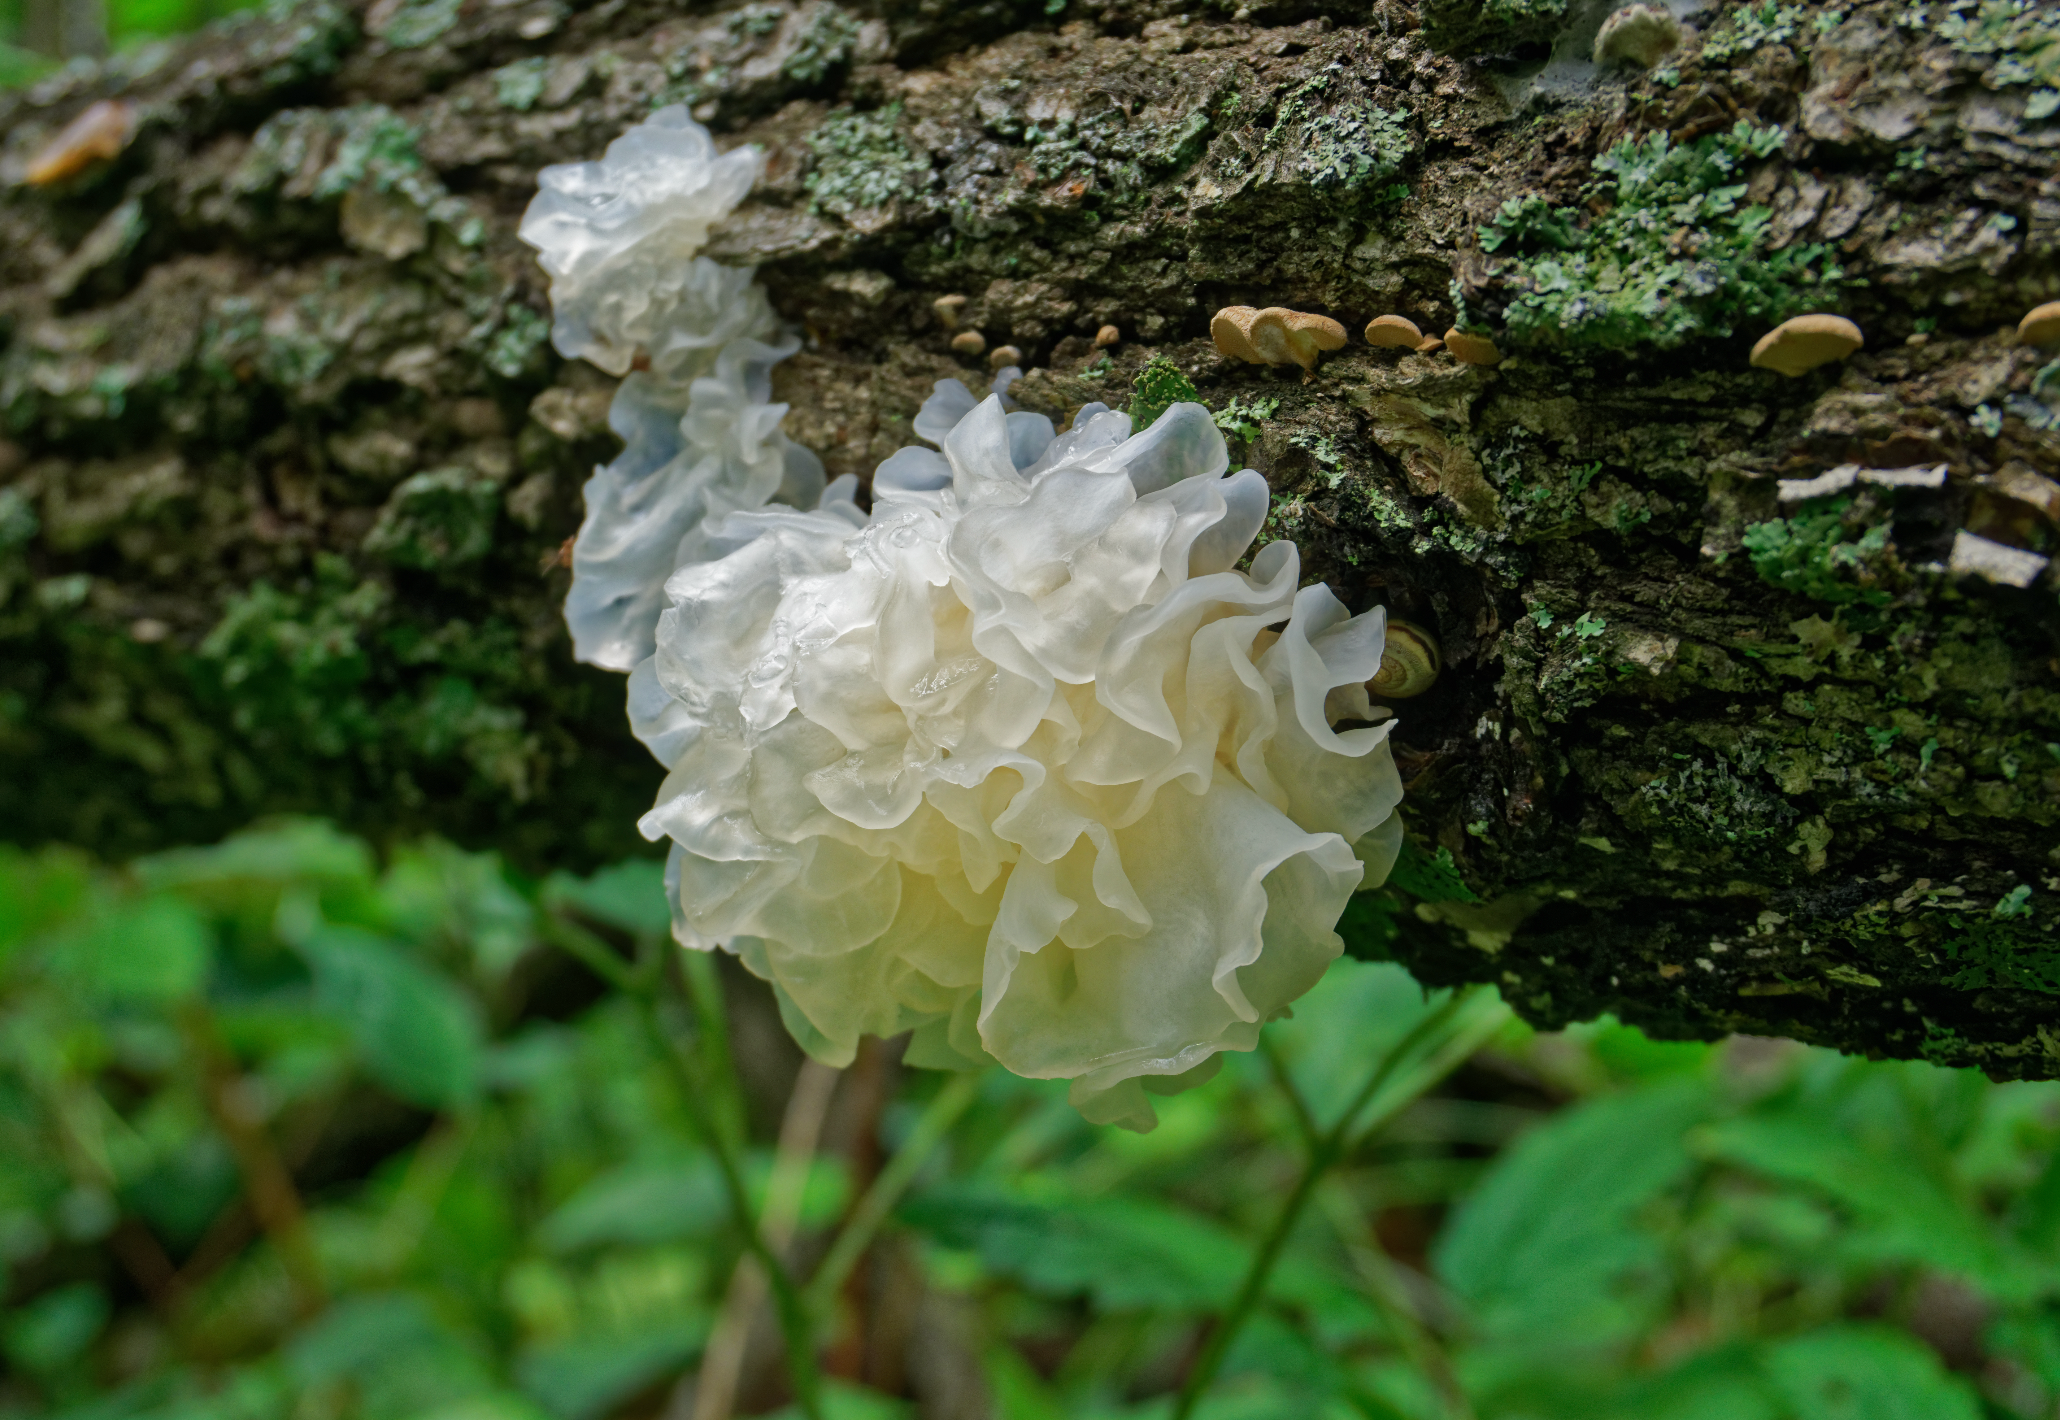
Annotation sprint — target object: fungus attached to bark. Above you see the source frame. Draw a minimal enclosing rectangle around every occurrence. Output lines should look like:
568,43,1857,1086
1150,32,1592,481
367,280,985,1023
1415,335,1444,354
1094,324,1121,347
1593,4,1682,67
1750,315,1864,377
24,101,137,187
989,344,1022,370
1212,306,1348,372
951,330,987,356
1444,329,1502,366
2018,302,2060,348
1364,315,1424,349
934,293,968,330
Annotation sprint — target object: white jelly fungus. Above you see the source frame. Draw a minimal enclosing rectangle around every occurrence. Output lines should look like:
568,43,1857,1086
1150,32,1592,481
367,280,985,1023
527,110,1406,1129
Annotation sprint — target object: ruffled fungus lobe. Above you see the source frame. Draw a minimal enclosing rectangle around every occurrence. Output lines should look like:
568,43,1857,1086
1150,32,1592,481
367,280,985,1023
1212,306,1349,372
1750,314,1864,377
1364,314,1424,349
634,382,1403,1130
2018,302,2060,347
1593,4,1682,67
1443,329,1502,366
520,107,764,380
24,100,136,187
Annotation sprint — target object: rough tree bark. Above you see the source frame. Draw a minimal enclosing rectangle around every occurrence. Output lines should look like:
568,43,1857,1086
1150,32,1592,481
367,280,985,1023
2,0,2056,1074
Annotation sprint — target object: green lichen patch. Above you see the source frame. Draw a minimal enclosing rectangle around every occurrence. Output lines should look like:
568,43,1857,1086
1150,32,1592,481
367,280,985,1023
1702,2,1808,63
1740,495,1896,608
1479,121,1844,352
363,468,501,570
1635,754,1800,848
1268,76,1412,201
492,57,549,112
1128,356,1198,431
1908,0,2060,117
782,4,863,86
378,0,461,49
803,105,935,216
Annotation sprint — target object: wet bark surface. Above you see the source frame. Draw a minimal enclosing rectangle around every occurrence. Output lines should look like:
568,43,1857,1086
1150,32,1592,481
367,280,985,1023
2,0,2057,1073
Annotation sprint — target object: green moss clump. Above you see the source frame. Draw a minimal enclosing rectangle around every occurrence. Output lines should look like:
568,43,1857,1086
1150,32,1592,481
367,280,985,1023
1420,0,1567,56
783,5,862,85
1480,121,1843,351
200,556,387,758
363,468,501,570
1127,357,1198,431
1740,496,1894,608
803,106,935,216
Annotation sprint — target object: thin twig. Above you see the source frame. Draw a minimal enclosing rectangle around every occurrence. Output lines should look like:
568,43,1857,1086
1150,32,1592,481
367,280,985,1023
805,1069,983,1318
181,1003,327,1317
691,1059,842,1420
1170,988,1508,1420
649,946,826,1420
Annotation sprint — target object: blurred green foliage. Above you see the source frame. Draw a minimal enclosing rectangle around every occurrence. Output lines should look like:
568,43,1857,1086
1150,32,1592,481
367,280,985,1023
0,0,260,85
1,819,2058,1420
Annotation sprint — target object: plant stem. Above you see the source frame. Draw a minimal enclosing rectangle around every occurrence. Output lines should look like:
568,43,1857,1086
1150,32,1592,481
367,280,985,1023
1170,987,1508,1420
806,1068,983,1317
650,950,826,1420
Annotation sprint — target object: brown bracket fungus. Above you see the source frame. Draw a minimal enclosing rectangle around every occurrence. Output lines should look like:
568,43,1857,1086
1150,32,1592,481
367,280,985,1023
950,330,986,356
1415,335,1444,354
1368,620,1441,699
988,344,1022,370
1750,315,1864,377
2017,302,2060,347
933,294,968,331
1094,324,1121,348
1593,4,1682,67
23,101,137,187
1211,305,1348,372
1444,329,1502,366
1364,314,1425,349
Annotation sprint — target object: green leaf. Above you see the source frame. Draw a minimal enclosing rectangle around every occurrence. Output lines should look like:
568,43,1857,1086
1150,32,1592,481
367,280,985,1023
1763,1326,1981,1420
1433,1079,1708,1347
136,818,375,894
287,1293,498,1419
900,1186,1246,1311
296,923,483,1110
515,1318,707,1420
534,1153,725,1253
544,860,670,938
0,846,92,973
2,1281,109,1375
1695,1111,2033,1300
53,897,212,1004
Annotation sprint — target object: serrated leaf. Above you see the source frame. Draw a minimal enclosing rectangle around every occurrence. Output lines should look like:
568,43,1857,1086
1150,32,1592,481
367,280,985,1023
1433,1079,1708,1348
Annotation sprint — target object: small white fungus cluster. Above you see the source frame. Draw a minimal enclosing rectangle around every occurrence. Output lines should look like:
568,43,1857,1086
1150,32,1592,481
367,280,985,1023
520,106,832,672
525,110,1406,1129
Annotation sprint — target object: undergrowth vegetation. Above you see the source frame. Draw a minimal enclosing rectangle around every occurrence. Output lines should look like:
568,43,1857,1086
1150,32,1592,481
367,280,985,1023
2,821,2057,1420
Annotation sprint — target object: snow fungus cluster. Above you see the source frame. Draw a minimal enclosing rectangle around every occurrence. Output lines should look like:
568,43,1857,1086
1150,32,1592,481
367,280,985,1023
522,108,1407,1130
